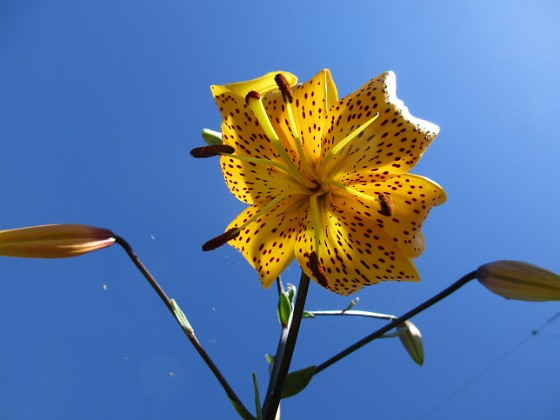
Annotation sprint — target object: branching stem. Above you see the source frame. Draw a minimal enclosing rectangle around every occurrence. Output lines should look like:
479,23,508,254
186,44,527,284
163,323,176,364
114,236,254,420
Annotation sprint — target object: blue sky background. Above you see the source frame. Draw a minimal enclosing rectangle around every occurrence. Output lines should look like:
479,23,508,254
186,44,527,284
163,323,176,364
1,1,559,419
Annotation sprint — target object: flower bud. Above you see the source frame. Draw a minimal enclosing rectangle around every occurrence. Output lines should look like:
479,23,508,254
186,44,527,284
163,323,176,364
0,224,115,258
476,260,560,301
397,320,424,366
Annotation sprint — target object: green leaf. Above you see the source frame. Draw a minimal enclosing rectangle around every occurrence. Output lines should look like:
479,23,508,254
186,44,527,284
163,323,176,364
252,372,263,420
229,398,255,420
302,311,315,319
202,128,223,145
264,353,274,366
277,290,292,328
281,365,316,399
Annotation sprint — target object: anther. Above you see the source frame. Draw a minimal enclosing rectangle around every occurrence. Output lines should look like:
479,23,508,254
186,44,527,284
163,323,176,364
190,145,235,158
274,73,294,103
378,193,394,217
202,228,240,251
245,90,261,105
309,251,329,287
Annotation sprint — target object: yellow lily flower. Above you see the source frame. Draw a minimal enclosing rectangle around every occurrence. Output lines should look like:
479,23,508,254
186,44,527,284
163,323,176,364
198,70,446,295
0,224,115,258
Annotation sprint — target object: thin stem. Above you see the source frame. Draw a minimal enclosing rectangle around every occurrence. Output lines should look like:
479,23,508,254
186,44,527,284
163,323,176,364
114,236,254,420
315,271,477,375
262,270,311,420
306,309,396,322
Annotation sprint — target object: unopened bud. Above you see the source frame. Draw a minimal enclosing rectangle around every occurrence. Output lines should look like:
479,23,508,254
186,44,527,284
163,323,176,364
397,320,424,366
477,260,560,301
0,224,115,258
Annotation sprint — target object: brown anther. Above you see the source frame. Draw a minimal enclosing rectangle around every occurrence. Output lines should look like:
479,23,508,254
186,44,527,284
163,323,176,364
378,193,394,217
190,145,235,158
309,251,329,287
202,228,240,251
274,73,294,103
245,90,261,105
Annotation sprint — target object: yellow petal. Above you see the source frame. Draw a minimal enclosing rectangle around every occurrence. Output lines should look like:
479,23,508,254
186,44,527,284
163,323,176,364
295,196,419,295
0,224,115,258
226,195,307,289
263,69,337,167
219,153,308,205
477,260,560,301
341,174,446,258
324,72,439,182
211,71,297,99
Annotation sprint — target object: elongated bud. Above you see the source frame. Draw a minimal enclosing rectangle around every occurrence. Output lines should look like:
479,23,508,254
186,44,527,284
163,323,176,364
190,144,235,158
378,193,394,217
477,260,560,301
202,228,240,251
397,320,424,366
0,224,115,258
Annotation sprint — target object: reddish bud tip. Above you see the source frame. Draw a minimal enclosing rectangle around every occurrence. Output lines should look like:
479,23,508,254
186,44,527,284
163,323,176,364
274,73,294,103
202,228,240,251
245,90,261,105
309,251,329,287
378,193,394,217
190,144,235,158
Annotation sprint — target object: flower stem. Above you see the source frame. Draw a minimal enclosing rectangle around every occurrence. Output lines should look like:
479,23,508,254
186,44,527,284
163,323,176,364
114,236,254,420
315,271,477,374
261,270,311,420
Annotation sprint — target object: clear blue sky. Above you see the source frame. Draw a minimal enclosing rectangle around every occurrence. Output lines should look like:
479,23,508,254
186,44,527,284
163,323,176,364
1,1,559,419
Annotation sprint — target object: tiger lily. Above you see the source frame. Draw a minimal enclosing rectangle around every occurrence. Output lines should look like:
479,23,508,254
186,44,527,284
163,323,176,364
193,70,446,295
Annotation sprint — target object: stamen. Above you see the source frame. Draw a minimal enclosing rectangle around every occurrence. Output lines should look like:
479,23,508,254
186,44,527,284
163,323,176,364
274,74,314,179
190,145,235,158
244,90,316,189
378,193,394,217
328,180,394,216
202,228,240,251
320,113,380,177
274,73,294,103
245,90,261,104
309,251,329,287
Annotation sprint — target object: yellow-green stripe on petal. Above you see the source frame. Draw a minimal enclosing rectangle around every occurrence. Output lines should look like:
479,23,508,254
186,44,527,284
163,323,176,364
0,224,115,258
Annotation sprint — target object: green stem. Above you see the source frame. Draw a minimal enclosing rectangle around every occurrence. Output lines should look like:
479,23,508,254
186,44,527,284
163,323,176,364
114,236,254,420
306,309,396,321
315,271,477,374
261,270,311,420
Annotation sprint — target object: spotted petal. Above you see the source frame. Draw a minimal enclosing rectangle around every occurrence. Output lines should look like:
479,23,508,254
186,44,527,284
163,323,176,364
263,69,338,170
343,174,447,258
323,72,439,186
295,197,420,295
226,194,307,288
